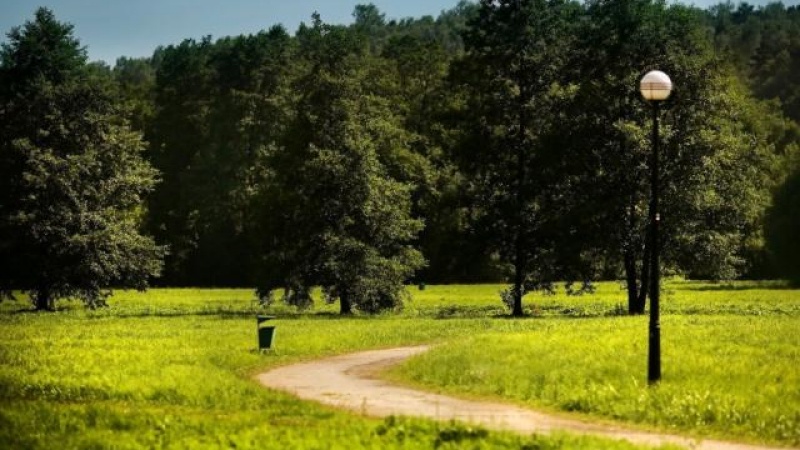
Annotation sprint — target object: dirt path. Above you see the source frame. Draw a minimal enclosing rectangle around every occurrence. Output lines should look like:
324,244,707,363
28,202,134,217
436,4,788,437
255,346,790,450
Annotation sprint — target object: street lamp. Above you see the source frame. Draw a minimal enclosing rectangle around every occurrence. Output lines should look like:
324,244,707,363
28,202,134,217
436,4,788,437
639,70,672,384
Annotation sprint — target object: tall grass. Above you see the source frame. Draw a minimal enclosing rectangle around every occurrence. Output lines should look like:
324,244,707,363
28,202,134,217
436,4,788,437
0,290,666,450
391,312,800,445
0,280,797,448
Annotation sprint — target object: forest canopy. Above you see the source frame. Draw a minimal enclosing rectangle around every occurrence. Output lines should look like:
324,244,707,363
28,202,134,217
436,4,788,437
2,1,799,312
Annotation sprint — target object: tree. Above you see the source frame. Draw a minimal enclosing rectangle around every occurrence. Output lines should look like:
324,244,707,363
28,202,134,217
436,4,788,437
382,30,499,284
255,17,424,314
765,168,800,286
145,37,216,285
561,0,778,313
353,3,387,52
562,0,709,313
145,27,295,287
709,2,800,123
451,0,580,316
0,8,165,310
113,56,156,132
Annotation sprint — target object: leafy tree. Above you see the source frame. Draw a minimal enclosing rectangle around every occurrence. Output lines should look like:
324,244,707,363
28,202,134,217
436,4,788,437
709,2,800,123
255,17,424,314
145,37,216,285
127,3,489,288
562,0,708,313
703,2,800,279
350,1,478,57
380,33,450,282
0,8,165,310
561,0,778,312
353,3,387,52
145,27,294,286
451,0,580,315
113,56,156,132
765,168,800,286
350,3,494,284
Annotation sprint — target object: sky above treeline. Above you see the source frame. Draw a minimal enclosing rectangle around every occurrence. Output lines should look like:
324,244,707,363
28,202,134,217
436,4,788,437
1,0,798,65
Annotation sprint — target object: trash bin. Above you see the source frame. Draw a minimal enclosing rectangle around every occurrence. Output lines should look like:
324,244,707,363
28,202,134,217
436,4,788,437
418,282,426,291
256,315,276,350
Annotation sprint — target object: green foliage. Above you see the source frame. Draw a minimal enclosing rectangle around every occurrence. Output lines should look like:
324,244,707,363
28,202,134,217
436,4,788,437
145,27,295,287
255,17,425,314
765,169,800,285
667,75,779,279
105,2,800,291
3,2,798,302
0,8,86,86
451,0,582,315
0,8,164,310
112,56,156,131
709,2,800,123
547,0,784,314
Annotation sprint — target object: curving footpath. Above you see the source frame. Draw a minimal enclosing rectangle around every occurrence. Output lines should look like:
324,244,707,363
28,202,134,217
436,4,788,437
256,346,791,450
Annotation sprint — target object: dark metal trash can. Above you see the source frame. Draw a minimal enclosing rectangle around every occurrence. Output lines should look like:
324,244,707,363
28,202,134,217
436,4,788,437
257,315,276,350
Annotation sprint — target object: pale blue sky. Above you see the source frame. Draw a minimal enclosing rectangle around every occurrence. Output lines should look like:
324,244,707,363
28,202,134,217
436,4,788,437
1,0,797,65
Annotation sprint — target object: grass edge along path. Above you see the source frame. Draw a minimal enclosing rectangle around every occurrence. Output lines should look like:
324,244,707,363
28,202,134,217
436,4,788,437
256,345,792,450
389,315,799,447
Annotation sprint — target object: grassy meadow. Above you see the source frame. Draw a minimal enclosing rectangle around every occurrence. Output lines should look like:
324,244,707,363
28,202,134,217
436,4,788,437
0,281,797,449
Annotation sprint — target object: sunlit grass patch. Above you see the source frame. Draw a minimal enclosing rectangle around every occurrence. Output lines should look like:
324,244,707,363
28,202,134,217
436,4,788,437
392,314,800,446
1,281,798,448
0,310,669,449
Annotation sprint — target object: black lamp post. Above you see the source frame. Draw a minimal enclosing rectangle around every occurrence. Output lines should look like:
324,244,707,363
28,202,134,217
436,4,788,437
639,70,672,384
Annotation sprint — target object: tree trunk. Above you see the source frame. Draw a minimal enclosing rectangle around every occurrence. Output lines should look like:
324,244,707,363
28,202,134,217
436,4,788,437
339,291,353,315
512,47,527,319
624,248,642,314
636,231,652,313
624,192,646,315
512,257,524,317
34,288,53,311
511,269,525,317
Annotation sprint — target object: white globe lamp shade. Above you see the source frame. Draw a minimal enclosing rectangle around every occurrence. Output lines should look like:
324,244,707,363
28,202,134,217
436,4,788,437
640,70,672,101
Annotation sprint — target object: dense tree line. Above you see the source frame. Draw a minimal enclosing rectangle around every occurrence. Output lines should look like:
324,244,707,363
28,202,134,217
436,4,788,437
2,1,799,312
709,2,800,122
705,2,800,283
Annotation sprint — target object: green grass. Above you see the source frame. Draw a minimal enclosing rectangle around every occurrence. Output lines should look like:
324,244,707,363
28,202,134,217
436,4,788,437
391,316,800,446
0,281,797,448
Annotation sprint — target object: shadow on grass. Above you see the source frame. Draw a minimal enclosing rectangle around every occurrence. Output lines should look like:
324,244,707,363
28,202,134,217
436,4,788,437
681,281,793,291
6,305,86,315
414,303,633,320
2,305,618,320
4,301,796,320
